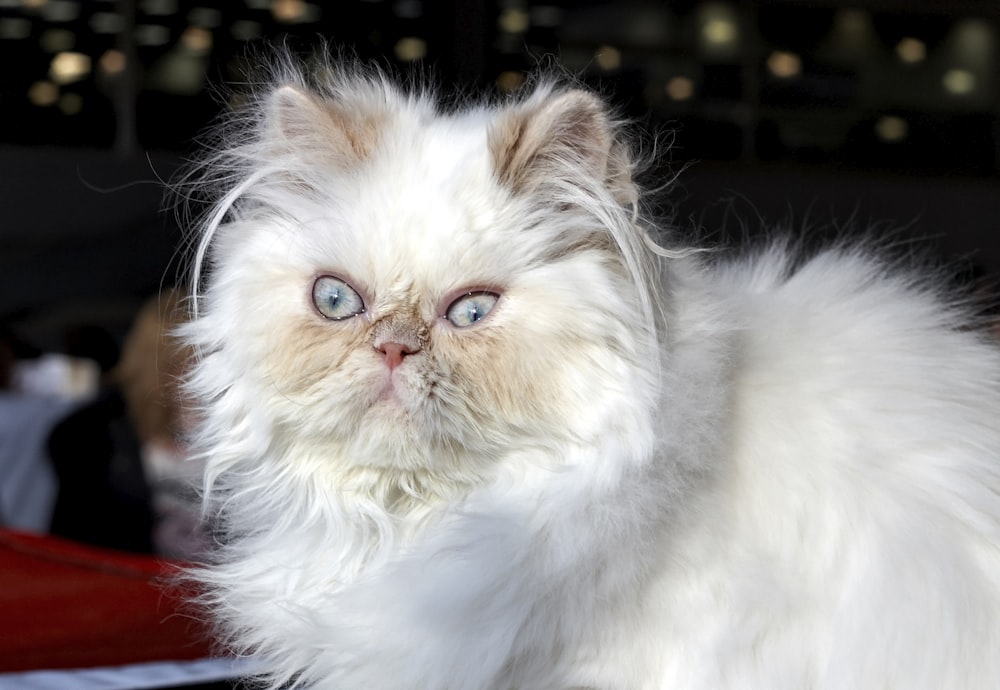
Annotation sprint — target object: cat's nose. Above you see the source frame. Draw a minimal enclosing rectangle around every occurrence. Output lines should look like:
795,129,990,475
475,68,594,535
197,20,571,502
378,341,421,370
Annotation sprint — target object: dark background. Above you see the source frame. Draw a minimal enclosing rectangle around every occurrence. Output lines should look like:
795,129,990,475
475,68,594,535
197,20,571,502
3,0,1000,354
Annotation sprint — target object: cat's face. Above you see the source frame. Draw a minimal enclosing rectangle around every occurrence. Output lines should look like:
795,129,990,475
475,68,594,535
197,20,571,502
195,76,657,477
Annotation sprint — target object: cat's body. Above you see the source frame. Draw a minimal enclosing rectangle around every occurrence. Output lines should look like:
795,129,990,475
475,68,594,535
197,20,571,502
182,57,1000,689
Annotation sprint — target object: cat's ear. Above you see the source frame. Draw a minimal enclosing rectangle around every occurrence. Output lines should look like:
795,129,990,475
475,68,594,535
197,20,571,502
263,85,377,164
490,87,633,203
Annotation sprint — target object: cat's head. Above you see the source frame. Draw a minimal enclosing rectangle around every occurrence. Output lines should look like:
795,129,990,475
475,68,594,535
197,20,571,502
184,60,664,484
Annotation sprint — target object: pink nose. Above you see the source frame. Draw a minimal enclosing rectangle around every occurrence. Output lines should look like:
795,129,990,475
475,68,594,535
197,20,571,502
378,342,420,370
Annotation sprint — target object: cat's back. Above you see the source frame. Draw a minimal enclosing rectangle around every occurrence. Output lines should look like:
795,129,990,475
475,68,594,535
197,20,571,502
714,242,1000,468
660,242,1000,688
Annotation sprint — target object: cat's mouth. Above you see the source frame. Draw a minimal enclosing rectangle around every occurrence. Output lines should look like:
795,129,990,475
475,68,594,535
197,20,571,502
373,366,420,407
376,377,402,403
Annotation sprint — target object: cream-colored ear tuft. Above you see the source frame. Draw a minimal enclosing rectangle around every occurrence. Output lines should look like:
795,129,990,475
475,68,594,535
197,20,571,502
490,88,631,199
265,84,378,163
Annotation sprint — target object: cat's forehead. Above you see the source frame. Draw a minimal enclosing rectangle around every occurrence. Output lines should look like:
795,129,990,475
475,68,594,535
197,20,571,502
380,123,509,219
382,112,495,193
302,113,520,295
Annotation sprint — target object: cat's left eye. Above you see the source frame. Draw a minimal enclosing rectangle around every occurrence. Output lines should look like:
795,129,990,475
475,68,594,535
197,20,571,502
312,276,365,320
445,291,499,328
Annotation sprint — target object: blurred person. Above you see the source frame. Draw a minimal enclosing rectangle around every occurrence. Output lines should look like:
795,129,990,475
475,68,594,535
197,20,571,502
48,289,208,558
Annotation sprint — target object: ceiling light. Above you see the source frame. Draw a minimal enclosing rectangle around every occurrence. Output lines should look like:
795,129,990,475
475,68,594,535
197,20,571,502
697,2,740,57
896,37,926,64
394,36,426,61
99,49,126,75
181,26,212,53
498,8,529,34
942,68,976,95
28,80,58,107
270,0,319,23
496,70,525,92
271,0,304,22
49,51,90,84
666,76,694,101
767,50,801,78
875,115,907,142
595,45,621,71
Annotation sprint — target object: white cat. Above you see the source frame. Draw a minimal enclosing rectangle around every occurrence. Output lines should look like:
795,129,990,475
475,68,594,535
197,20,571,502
180,55,1000,689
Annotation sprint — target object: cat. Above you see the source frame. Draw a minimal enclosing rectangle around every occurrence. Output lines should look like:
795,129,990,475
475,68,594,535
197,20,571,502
179,53,1000,689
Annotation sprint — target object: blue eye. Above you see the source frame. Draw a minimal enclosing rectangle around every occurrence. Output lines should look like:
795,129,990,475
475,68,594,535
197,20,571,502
312,276,365,320
445,291,499,327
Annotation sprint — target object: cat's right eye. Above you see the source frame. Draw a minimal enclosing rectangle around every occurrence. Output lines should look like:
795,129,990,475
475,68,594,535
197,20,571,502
312,276,365,320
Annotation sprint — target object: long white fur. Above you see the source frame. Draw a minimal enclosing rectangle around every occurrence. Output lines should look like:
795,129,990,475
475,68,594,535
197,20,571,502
180,54,1000,689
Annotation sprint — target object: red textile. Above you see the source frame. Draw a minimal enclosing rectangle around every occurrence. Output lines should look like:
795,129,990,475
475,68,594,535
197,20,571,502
0,529,214,672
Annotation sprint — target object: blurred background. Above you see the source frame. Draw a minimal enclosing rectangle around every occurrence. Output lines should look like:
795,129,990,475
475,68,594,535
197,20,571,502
3,0,1000,369
2,4,998,678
